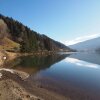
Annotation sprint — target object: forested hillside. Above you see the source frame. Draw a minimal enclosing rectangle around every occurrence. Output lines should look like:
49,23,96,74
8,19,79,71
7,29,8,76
0,14,72,52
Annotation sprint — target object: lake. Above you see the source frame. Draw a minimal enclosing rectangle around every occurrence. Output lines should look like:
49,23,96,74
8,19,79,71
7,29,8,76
5,52,100,100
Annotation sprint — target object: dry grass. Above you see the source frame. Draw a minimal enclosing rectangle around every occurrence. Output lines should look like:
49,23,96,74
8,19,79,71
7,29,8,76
0,37,20,51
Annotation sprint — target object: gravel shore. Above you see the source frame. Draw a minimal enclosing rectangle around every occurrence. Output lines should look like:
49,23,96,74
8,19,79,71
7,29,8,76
0,68,69,100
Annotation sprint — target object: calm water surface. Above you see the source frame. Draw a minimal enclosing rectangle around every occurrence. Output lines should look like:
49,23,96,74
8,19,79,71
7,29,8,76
6,52,100,100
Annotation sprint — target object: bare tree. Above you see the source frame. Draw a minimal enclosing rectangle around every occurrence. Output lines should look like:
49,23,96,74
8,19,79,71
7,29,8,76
0,19,8,39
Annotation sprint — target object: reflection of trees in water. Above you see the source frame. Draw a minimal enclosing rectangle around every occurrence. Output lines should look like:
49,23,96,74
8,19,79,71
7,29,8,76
18,54,70,68
4,54,70,74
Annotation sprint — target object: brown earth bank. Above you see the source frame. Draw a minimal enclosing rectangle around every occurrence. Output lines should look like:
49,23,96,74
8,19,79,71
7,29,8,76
0,69,70,100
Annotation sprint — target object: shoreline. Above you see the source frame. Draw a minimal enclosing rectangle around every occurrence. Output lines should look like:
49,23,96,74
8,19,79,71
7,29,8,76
0,50,71,100
0,68,69,100
1,50,75,64
0,51,96,100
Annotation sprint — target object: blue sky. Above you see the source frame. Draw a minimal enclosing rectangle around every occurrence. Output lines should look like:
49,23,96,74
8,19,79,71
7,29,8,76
0,0,100,45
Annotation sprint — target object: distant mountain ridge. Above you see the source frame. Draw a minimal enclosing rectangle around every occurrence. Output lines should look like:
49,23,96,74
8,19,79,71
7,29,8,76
0,14,72,52
69,37,100,52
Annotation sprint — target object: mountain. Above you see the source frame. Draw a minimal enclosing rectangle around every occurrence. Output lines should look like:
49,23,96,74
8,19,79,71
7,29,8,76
0,14,72,53
69,37,100,52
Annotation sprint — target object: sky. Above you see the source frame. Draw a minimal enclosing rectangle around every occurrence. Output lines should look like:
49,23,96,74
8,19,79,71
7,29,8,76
0,0,100,45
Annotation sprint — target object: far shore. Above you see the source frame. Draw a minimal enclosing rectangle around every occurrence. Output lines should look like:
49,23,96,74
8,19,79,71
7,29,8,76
0,50,75,67
5,50,75,60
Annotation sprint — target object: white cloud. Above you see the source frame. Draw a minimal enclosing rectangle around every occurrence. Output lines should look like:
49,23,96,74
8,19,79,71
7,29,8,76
65,57,99,69
64,33,100,46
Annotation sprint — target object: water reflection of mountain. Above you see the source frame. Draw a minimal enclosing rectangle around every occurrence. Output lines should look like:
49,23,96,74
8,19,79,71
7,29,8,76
70,52,100,65
4,54,70,74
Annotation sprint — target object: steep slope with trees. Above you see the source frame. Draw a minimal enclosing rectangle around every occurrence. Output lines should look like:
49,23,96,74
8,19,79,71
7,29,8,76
0,14,72,53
